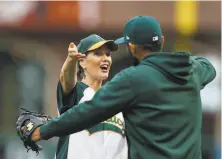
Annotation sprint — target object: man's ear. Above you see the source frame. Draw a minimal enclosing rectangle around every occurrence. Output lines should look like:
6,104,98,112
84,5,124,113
161,36,165,48
129,42,136,53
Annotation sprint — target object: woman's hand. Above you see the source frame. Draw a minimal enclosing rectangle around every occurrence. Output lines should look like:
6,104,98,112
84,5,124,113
68,42,86,61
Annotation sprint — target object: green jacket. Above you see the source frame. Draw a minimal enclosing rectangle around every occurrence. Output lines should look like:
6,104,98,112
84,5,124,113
40,52,216,159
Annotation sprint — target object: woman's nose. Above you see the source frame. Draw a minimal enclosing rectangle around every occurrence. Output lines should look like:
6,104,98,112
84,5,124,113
102,55,111,64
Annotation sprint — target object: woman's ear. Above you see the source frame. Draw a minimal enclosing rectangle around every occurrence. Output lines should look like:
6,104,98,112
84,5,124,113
79,59,86,69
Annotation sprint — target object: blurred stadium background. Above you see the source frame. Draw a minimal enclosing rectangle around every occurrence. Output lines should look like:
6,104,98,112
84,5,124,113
0,1,220,159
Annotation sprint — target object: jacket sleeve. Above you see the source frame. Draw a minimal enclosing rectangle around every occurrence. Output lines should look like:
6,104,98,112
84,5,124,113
57,81,78,114
40,69,134,139
191,56,216,88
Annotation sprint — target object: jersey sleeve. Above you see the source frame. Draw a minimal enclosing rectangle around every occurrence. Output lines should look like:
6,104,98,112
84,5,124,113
57,81,78,114
40,68,135,139
191,56,216,89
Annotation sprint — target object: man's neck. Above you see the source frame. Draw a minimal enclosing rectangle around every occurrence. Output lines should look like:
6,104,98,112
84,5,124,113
137,51,150,61
81,77,102,91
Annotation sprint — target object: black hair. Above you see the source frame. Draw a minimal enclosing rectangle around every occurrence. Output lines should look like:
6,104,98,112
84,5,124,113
137,40,162,52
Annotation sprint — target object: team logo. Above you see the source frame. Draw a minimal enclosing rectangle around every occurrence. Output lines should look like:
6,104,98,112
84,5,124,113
26,122,34,131
87,116,125,136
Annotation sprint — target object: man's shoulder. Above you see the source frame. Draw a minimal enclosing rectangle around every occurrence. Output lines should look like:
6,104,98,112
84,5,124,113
122,65,151,77
119,66,137,77
110,66,136,83
120,66,137,75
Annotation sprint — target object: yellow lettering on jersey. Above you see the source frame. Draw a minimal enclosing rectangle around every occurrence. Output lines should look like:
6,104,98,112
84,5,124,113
105,116,123,128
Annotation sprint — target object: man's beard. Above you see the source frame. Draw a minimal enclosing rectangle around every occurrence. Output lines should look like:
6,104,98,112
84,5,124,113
126,44,139,66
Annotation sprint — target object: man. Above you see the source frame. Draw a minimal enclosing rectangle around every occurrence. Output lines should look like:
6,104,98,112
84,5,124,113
20,16,216,159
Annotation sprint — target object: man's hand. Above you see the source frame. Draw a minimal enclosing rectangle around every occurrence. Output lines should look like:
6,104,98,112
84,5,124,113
68,42,86,61
31,127,41,142
16,108,51,155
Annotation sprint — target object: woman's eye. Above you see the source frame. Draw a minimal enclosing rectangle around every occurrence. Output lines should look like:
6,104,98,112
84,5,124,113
94,51,101,56
106,52,111,56
94,51,111,56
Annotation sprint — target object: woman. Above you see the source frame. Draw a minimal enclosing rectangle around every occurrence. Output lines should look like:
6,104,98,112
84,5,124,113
55,34,127,159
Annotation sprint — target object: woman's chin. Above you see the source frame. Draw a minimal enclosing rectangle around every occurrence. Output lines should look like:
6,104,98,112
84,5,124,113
99,73,109,80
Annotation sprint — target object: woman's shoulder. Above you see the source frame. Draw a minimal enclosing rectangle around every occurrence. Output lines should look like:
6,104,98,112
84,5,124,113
76,81,89,89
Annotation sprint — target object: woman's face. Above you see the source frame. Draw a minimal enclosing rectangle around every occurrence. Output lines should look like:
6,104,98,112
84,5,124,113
80,45,112,81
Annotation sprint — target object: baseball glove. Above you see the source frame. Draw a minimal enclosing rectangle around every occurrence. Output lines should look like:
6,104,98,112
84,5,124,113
16,108,51,155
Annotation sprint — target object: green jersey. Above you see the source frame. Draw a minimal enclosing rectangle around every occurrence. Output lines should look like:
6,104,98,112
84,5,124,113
40,52,216,159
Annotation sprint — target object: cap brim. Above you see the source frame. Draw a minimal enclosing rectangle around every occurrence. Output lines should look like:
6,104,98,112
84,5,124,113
114,37,128,44
88,40,119,52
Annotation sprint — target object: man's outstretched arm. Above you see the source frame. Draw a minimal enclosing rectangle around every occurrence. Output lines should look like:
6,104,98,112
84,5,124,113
38,69,134,140
191,56,216,88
